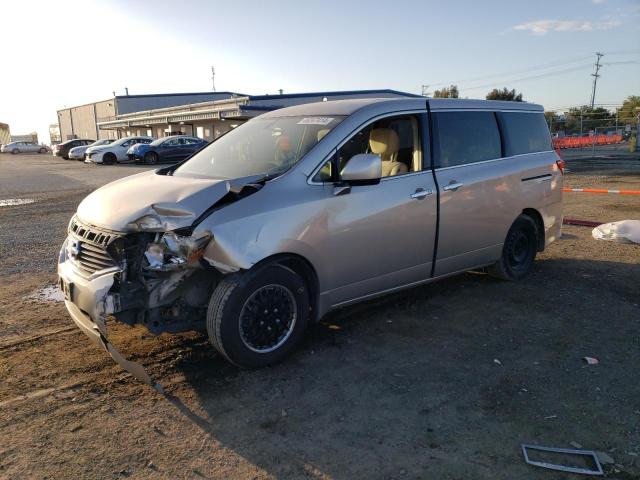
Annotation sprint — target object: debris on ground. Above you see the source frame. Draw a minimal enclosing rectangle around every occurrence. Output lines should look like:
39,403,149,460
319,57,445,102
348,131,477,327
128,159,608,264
25,285,64,303
583,356,599,365
595,451,615,465
493,358,502,366
570,441,583,449
522,444,604,475
592,220,640,244
0,198,36,207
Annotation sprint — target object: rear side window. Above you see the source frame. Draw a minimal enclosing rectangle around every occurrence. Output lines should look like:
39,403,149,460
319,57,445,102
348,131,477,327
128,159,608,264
433,112,501,168
500,112,552,156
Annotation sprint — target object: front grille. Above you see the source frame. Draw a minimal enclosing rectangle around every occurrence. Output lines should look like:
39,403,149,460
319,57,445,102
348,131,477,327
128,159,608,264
68,217,122,275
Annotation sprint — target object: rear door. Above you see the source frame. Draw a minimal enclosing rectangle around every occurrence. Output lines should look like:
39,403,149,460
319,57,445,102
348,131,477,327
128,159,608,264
160,137,181,161
180,137,201,159
432,110,519,275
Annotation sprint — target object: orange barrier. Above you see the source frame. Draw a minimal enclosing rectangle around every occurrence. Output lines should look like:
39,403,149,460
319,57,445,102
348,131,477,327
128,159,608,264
553,134,623,149
563,187,640,195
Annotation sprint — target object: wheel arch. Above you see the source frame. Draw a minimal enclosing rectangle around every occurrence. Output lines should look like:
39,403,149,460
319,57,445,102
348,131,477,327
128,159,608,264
247,253,320,323
521,208,545,252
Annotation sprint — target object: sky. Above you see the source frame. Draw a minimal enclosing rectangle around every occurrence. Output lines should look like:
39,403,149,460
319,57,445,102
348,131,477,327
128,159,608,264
1,0,638,144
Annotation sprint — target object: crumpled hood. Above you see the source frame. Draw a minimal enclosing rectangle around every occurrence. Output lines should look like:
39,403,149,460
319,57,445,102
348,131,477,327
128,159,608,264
76,170,236,231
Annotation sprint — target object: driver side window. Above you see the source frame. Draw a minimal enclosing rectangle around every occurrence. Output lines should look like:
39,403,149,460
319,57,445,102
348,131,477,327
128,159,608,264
313,114,422,183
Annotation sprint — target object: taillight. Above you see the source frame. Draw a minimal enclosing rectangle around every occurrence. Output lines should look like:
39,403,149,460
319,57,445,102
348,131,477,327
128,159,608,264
556,159,565,174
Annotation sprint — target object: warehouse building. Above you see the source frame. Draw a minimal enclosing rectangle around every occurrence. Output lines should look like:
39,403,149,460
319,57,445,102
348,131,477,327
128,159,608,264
56,92,243,141
58,89,421,142
0,123,10,145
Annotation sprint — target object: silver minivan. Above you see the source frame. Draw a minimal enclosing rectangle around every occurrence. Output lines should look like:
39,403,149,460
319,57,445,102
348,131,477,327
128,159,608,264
58,98,563,386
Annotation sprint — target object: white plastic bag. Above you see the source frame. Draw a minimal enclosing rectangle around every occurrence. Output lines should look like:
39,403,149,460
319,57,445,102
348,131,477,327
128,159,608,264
592,220,640,244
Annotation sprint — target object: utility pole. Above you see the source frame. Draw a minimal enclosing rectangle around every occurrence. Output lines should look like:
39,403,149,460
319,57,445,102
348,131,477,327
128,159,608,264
421,85,430,97
211,66,216,92
589,52,604,108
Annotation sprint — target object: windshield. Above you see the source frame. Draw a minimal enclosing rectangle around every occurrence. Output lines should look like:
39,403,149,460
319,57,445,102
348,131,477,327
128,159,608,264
174,115,344,179
92,139,112,146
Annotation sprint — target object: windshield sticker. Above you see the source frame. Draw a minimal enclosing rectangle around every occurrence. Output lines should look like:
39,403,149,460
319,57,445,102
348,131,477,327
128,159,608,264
297,117,335,126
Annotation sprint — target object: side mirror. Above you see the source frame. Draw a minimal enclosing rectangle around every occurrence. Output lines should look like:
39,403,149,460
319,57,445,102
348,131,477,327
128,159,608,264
340,153,382,184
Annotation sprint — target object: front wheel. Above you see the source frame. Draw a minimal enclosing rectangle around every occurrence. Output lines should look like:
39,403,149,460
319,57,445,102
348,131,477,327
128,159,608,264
144,151,158,165
207,265,309,368
489,214,538,281
38,148,47,154
11,149,19,154
102,153,116,165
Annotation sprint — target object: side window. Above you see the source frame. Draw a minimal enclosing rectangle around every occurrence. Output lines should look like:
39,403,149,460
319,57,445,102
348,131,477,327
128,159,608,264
500,112,552,156
121,140,132,147
433,111,501,168
312,114,423,183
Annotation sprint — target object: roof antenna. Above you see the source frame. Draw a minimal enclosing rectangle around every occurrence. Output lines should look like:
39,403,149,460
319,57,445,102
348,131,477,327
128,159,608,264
211,66,216,92
125,87,129,96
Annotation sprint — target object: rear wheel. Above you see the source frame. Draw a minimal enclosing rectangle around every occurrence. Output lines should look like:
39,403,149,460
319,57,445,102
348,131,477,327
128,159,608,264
489,214,538,281
38,148,47,154
11,149,19,154
144,151,158,165
103,153,116,165
207,265,309,368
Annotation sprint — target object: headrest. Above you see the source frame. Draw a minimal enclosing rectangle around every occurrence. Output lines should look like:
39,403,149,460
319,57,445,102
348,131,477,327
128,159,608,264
369,128,399,156
317,129,330,142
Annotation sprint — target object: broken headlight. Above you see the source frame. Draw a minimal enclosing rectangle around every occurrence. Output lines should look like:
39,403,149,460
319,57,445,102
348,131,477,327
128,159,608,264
144,231,212,271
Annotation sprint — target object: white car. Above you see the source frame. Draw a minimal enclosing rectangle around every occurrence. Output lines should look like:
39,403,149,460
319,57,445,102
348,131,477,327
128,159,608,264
1,141,49,154
69,139,113,161
85,136,154,164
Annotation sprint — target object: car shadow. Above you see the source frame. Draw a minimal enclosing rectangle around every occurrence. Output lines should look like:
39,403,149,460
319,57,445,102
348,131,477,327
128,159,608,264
162,257,640,478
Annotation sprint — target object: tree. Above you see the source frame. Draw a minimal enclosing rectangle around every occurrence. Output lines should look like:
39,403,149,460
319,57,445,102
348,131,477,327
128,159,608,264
617,95,640,127
433,85,459,98
544,111,560,132
486,87,523,102
563,106,614,134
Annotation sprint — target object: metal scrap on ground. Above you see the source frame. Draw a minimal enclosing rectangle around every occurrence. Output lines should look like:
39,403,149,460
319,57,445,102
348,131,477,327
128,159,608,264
521,444,604,476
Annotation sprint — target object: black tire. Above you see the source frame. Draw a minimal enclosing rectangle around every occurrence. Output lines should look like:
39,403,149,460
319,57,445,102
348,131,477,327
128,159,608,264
144,151,158,165
11,149,18,154
207,265,309,368
38,148,47,154
103,153,116,165
489,214,538,281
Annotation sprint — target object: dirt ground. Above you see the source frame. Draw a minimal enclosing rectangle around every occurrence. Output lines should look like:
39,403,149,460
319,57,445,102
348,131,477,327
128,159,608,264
1,154,639,479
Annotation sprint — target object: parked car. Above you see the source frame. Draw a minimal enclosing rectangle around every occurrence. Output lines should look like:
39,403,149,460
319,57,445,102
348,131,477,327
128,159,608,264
53,139,95,159
126,135,207,164
58,98,563,384
68,139,114,161
85,136,154,164
2,141,49,154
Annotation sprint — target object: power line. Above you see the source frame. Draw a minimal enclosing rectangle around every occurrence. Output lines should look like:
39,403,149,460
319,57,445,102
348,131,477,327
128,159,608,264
461,64,593,91
590,52,604,108
429,50,639,90
429,55,595,88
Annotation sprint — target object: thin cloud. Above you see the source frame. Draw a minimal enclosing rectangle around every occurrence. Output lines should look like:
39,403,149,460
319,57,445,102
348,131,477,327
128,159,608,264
592,0,606,4
513,19,620,35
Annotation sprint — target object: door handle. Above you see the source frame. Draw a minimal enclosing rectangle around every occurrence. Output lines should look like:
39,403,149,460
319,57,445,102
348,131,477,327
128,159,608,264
443,182,464,192
410,188,432,200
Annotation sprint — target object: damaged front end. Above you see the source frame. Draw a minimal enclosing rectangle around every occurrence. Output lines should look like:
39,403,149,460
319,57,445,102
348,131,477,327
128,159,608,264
58,215,220,390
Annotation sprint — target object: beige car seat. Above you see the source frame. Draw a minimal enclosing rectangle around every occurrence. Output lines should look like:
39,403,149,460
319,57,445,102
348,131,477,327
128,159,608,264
369,128,408,176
